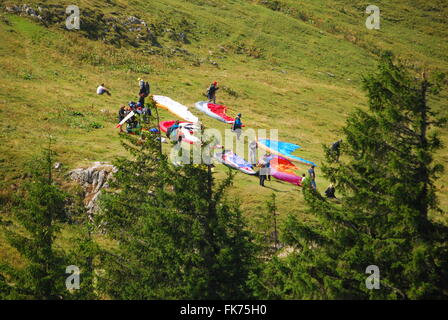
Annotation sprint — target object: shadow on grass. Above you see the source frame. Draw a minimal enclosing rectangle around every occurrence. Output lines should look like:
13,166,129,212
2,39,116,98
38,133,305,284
261,184,289,193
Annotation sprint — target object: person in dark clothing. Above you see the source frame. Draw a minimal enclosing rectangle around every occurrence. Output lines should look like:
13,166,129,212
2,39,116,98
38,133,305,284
129,101,137,110
138,78,150,105
167,120,181,140
138,78,150,96
126,117,140,134
142,104,151,123
325,184,336,198
331,139,342,161
118,105,126,122
308,165,316,190
118,105,126,132
259,165,267,187
138,94,146,106
207,81,219,104
232,113,243,139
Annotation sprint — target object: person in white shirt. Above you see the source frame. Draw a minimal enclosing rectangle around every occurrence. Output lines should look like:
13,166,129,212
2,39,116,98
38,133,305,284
138,78,145,90
96,83,111,96
301,173,307,186
249,141,258,165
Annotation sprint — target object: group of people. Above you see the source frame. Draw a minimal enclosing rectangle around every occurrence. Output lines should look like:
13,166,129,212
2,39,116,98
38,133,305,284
118,102,152,134
107,77,339,197
207,81,336,195
250,142,339,198
116,78,152,133
257,152,274,187
248,139,319,190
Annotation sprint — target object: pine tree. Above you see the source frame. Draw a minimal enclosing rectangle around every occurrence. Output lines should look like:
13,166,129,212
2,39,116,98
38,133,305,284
253,52,448,299
0,145,99,299
97,126,258,299
0,146,68,299
252,193,280,257
64,188,100,300
64,224,99,300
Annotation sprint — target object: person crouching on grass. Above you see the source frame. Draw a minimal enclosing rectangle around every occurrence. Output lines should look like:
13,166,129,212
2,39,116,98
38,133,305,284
96,83,111,96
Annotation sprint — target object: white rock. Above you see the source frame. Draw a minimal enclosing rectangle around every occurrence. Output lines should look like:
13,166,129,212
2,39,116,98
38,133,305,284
68,162,116,216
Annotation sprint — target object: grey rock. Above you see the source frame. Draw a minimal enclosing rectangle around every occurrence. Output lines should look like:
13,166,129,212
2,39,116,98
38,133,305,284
69,162,116,216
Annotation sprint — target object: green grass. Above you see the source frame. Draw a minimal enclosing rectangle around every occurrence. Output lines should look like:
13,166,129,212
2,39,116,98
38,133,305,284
1,0,447,268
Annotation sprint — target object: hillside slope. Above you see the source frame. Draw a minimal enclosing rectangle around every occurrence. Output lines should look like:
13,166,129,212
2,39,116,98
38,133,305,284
1,0,447,226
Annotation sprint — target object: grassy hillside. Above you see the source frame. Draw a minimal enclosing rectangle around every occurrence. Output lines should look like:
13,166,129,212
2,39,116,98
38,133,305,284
1,0,447,266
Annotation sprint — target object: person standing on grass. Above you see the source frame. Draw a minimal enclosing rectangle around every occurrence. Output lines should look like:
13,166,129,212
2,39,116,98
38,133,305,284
258,161,268,187
249,140,258,165
96,83,111,96
232,113,243,140
258,153,273,187
138,78,145,91
263,153,274,181
308,165,316,190
138,78,150,105
138,78,150,96
207,81,219,104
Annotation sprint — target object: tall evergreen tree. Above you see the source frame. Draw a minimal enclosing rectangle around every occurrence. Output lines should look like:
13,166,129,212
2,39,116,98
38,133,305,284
0,146,68,299
0,145,98,299
252,193,280,257
98,127,258,299
252,52,448,299
64,188,100,300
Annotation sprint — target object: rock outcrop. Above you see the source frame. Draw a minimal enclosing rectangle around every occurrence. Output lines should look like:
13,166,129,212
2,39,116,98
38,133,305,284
69,162,116,215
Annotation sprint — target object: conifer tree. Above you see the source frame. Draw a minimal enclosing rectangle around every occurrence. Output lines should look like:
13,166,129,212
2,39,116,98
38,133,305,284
0,145,99,299
253,52,448,299
98,126,258,299
64,189,100,300
0,146,68,299
252,193,280,256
